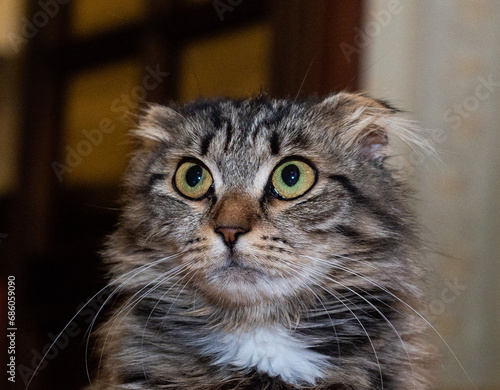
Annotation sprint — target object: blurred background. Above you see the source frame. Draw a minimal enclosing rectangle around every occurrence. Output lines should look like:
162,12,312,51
0,0,498,389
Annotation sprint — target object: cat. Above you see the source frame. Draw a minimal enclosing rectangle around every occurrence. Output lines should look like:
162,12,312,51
87,92,435,389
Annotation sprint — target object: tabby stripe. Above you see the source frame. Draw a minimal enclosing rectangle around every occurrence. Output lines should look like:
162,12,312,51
200,132,215,155
120,372,147,384
334,224,361,238
148,173,166,187
270,131,280,155
208,106,223,129
155,194,190,208
328,174,381,212
308,222,397,248
223,122,234,152
330,174,404,231
328,175,360,197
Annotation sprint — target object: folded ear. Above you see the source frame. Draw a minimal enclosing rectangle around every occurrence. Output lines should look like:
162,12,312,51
131,104,185,149
351,122,389,160
315,93,424,162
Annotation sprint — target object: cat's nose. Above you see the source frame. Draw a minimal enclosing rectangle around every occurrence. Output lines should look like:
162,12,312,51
213,193,255,248
215,226,249,247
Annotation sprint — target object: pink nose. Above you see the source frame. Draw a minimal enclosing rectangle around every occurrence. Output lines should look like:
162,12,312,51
215,226,249,247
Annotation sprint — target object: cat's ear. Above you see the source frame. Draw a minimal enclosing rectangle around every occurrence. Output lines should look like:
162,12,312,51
316,93,419,161
131,104,184,149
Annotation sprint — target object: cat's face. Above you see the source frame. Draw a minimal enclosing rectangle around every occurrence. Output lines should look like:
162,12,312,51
120,94,412,308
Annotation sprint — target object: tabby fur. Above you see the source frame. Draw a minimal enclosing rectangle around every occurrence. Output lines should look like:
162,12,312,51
88,93,434,389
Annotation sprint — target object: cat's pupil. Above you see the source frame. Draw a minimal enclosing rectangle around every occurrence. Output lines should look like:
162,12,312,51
282,164,300,187
186,165,203,187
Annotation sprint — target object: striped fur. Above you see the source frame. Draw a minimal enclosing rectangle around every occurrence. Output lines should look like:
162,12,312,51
88,93,435,389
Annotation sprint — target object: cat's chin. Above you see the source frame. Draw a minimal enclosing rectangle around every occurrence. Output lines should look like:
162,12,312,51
200,257,298,307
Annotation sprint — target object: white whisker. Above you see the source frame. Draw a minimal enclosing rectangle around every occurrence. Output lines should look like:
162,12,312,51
303,254,477,389
26,253,181,390
140,270,198,386
287,259,385,389
95,259,194,383
278,259,342,361
84,253,184,388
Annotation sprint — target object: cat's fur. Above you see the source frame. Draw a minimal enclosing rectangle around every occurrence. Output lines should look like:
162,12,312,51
89,93,434,389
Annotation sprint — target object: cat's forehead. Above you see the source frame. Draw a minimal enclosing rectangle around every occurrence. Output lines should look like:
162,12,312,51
178,98,316,185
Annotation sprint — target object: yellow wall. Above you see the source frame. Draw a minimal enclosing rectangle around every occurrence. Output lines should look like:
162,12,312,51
0,0,26,195
178,23,272,102
71,0,145,37
0,0,26,58
0,62,21,195
62,61,142,186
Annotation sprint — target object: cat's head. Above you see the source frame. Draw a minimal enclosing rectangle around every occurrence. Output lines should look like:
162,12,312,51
113,93,422,308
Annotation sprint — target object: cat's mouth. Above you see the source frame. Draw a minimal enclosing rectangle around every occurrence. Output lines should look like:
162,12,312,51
198,253,302,306
204,254,275,293
216,256,265,278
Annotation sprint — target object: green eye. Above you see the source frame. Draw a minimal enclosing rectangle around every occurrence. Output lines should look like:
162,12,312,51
174,161,213,199
271,159,316,200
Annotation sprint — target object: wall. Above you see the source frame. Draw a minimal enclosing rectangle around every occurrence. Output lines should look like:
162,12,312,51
0,0,25,196
361,1,500,388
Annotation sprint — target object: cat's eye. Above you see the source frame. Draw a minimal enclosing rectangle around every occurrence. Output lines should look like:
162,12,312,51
270,159,316,200
174,160,213,199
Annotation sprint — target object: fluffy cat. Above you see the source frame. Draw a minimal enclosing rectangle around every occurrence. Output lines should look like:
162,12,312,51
88,93,434,389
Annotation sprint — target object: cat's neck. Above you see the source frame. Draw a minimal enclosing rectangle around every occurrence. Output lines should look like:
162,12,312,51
183,289,318,333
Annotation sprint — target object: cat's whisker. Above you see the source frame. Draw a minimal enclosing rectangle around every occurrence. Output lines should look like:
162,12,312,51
87,255,184,332
279,259,386,387
110,260,192,319
84,253,185,387
278,259,342,362
142,228,163,246
333,255,417,317
297,256,416,389
294,56,317,102
157,270,198,333
311,254,433,324
140,270,199,386
94,259,195,384
317,284,387,388
330,252,407,287
303,269,385,389
26,253,182,390
311,255,408,318
327,278,409,389
306,254,477,389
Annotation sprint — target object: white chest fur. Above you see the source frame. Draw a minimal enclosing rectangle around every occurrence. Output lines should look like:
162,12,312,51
200,326,330,385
